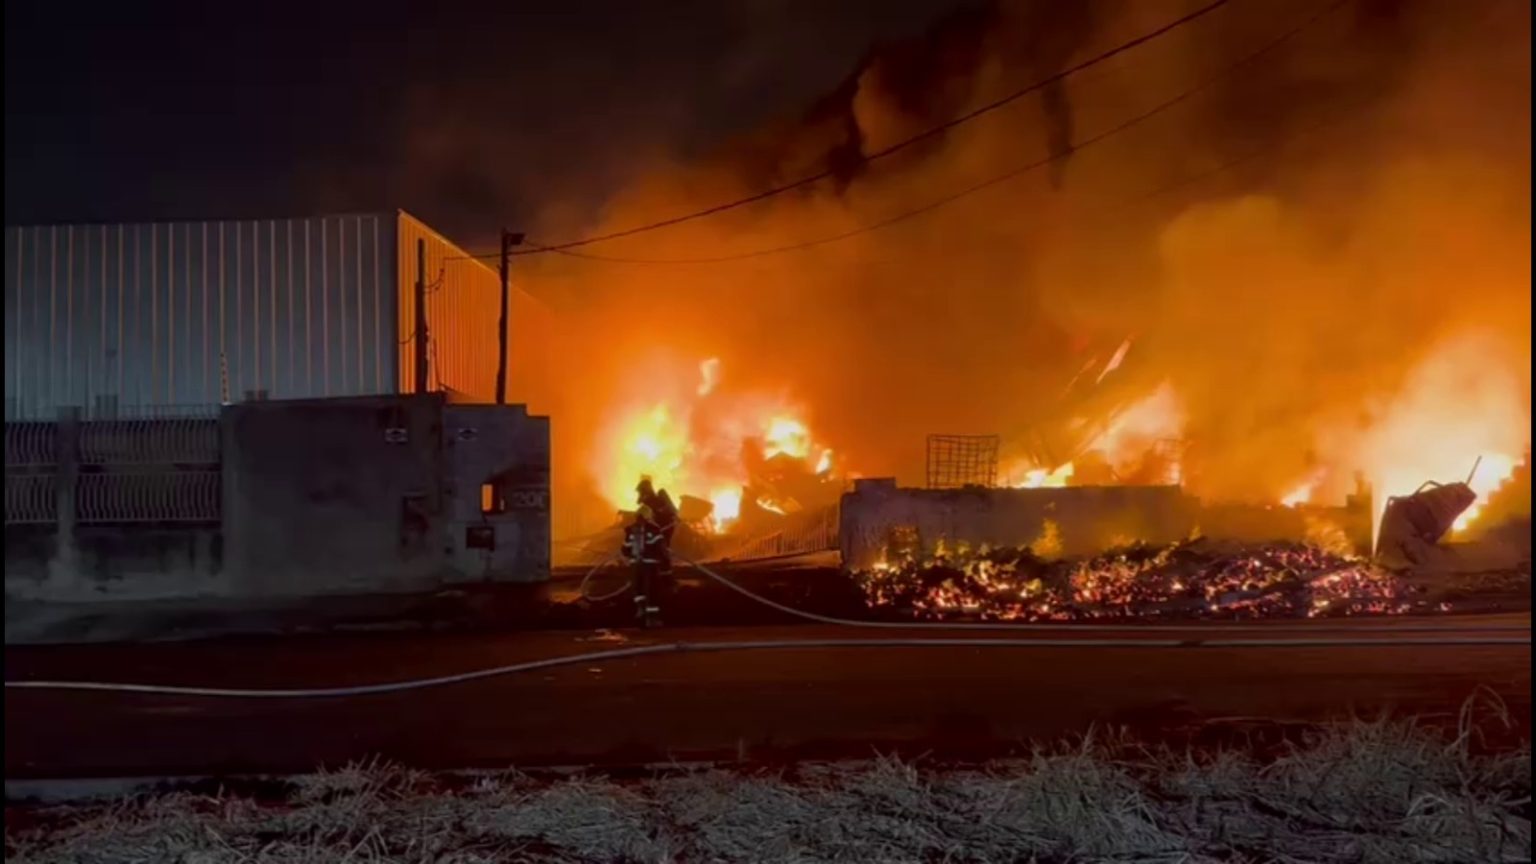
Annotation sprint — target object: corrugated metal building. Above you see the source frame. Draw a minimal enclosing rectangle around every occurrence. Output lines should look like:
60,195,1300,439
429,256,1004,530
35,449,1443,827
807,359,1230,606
4,210,507,419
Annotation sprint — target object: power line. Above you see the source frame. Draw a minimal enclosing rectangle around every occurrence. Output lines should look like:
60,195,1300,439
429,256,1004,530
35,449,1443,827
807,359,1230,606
447,0,1238,263
531,0,1352,266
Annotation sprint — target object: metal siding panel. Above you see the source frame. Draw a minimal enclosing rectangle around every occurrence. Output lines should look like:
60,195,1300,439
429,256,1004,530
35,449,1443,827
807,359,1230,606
5,228,22,418
319,217,330,393
5,214,408,419
394,211,500,403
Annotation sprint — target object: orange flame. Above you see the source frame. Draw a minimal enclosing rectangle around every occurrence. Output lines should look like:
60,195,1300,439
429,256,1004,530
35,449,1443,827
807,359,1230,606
1336,330,1530,547
594,358,834,531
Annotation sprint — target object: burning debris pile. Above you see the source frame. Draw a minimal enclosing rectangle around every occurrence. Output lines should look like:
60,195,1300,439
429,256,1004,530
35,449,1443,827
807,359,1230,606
853,537,1436,623
595,357,843,538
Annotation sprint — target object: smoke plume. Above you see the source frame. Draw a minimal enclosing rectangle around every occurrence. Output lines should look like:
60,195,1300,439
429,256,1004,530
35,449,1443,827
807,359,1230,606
505,0,1531,537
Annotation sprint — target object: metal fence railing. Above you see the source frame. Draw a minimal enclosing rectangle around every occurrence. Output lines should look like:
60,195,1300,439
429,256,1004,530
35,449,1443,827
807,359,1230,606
715,504,840,562
76,469,222,524
79,418,220,465
5,422,58,467
5,472,58,524
4,409,221,527
5,422,59,525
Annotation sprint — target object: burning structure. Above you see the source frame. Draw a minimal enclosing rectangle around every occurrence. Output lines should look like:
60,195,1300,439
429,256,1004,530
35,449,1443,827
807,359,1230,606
514,0,1528,553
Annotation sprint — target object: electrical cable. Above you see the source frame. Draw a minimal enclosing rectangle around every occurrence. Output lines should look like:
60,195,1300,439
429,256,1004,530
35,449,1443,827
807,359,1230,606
5,632,1526,700
436,0,1238,261
516,0,1352,266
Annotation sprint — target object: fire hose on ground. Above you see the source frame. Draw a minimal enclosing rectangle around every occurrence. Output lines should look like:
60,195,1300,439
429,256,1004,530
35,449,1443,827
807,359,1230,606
5,557,1529,700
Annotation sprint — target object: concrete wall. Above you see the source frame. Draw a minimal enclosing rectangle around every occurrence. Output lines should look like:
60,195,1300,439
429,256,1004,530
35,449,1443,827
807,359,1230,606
5,525,224,602
221,394,448,597
442,404,551,583
1198,501,1372,555
839,479,1198,569
5,393,552,641
838,479,1375,570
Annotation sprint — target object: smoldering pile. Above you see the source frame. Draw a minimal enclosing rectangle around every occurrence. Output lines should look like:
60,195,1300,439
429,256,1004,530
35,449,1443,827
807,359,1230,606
852,538,1439,622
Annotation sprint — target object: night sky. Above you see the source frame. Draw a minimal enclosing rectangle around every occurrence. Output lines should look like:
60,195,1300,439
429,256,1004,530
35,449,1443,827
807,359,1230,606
5,0,971,245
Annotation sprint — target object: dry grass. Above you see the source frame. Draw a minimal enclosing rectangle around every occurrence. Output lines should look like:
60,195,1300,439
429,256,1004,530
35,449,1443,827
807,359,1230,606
7,711,1529,864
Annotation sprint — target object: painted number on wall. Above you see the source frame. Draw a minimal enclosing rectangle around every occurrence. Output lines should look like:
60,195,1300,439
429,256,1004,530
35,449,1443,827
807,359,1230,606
504,488,549,511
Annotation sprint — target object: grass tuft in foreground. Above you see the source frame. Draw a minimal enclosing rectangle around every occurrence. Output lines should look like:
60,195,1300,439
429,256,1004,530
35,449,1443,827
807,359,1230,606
7,711,1530,863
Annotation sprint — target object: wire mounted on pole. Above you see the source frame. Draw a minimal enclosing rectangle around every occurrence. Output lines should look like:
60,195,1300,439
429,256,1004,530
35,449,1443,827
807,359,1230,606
495,230,524,405
444,0,1238,264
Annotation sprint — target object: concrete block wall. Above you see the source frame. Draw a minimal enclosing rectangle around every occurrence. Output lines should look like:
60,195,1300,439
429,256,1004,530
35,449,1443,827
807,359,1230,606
5,394,553,640
442,403,552,584
839,479,1198,570
220,394,450,597
838,479,1374,570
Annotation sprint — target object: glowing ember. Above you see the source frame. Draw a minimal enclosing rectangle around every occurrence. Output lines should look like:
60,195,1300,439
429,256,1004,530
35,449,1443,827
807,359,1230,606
853,539,1430,623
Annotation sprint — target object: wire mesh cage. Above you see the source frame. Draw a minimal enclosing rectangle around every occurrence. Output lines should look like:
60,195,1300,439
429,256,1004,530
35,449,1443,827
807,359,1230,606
925,434,1000,489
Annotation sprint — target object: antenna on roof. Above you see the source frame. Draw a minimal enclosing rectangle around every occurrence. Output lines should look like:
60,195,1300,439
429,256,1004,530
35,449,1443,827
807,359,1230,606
1466,455,1483,486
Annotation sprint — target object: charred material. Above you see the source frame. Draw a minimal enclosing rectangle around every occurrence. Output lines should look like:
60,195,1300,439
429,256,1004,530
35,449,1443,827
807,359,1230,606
1375,481,1477,570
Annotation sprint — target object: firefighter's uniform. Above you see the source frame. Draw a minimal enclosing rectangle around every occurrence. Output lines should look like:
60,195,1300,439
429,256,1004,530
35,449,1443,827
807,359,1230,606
636,479,679,569
621,505,669,628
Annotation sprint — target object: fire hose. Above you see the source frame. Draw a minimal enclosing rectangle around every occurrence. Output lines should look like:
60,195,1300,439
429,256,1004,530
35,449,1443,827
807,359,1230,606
5,631,1528,699
7,558,1527,699
578,554,629,603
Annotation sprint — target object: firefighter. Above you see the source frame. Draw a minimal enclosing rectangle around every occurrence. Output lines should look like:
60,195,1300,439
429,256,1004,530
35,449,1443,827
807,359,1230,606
635,476,679,559
620,504,667,628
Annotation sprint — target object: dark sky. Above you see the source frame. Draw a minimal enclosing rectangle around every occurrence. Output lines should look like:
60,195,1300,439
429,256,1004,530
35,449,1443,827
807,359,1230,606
5,0,970,244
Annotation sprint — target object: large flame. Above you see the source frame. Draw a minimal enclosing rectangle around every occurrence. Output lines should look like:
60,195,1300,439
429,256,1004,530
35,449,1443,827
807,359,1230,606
592,357,835,532
513,0,1529,546
1352,333,1527,542
1281,330,1530,542
1008,381,1186,489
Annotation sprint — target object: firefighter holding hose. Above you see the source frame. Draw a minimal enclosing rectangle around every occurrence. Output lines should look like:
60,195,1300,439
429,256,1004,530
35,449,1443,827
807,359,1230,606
635,477,679,566
621,477,678,628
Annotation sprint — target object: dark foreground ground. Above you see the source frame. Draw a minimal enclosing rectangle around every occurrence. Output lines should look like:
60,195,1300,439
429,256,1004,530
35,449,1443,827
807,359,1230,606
6,613,1529,782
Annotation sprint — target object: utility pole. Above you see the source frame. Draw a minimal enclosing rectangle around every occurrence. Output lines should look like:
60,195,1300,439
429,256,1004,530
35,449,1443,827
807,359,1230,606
414,238,429,394
495,229,525,405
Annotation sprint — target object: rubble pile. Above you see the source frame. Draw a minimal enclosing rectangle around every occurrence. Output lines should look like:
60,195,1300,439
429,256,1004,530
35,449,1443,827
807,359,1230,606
853,538,1438,622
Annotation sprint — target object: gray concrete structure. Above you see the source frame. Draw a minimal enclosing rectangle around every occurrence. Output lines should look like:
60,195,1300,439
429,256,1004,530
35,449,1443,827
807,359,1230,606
839,479,1199,569
838,479,1374,569
4,394,550,643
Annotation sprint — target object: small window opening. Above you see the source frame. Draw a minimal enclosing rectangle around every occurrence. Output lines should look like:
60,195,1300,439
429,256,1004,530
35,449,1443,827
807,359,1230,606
481,483,504,514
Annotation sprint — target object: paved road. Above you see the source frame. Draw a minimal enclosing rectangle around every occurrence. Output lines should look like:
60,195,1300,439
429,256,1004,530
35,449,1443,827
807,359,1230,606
5,614,1530,780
